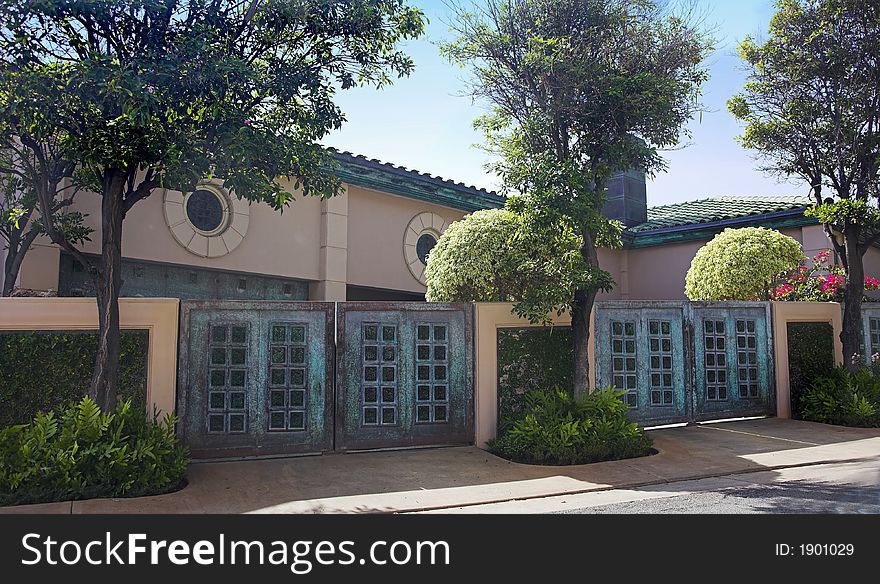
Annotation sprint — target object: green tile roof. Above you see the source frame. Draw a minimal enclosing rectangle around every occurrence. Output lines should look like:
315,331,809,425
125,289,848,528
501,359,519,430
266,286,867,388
329,149,504,212
629,195,814,233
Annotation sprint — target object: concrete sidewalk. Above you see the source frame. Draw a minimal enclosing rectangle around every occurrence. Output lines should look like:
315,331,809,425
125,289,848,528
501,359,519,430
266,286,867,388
3,418,879,514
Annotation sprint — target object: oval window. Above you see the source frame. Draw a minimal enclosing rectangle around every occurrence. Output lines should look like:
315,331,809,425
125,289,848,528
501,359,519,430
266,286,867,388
416,232,438,265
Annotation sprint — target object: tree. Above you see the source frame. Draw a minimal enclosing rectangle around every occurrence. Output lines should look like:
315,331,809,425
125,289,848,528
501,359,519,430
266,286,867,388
0,0,424,410
728,0,880,367
443,0,712,393
0,142,89,297
684,227,804,301
425,208,592,318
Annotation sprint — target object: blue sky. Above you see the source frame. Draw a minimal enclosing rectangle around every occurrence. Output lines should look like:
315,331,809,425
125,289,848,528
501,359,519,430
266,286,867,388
324,0,805,207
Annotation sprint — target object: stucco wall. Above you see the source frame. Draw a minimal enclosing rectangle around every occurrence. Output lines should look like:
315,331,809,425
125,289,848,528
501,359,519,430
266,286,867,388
48,178,324,285
595,248,623,300
18,242,61,292
346,185,466,294
625,240,704,300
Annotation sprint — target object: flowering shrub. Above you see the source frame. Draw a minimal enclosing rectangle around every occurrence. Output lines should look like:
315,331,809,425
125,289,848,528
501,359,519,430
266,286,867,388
685,227,804,300
770,250,880,302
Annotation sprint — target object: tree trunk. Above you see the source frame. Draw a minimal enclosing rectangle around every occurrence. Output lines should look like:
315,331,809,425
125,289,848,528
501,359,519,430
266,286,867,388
3,228,40,296
572,225,600,396
2,239,18,296
841,227,864,371
90,175,126,410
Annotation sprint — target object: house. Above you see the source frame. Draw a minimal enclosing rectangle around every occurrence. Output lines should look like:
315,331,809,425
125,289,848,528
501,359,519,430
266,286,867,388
3,151,875,301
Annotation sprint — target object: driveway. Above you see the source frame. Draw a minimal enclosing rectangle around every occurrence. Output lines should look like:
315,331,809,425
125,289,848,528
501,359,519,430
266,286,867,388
3,418,879,514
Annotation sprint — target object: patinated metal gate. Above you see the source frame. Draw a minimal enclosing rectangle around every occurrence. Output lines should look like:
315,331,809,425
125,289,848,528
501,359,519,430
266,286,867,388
177,301,474,457
595,301,775,425
177,301,335,458
335,302,474,451
690,302,774,421
595,302,689,425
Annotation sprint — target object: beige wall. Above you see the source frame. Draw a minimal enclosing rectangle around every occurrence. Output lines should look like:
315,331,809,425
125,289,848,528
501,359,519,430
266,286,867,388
17,180,472,299
346,185,466,294
625,240,705,300
621,225,841,301
596,248,623,300
18,242,61,292
0,297,179,417
31,178,324,291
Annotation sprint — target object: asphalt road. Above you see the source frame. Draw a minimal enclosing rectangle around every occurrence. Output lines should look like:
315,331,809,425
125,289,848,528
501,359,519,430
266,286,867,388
437,458,880,514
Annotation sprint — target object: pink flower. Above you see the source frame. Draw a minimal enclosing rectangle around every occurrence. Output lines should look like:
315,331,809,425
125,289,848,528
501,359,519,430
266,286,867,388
146,85,155,94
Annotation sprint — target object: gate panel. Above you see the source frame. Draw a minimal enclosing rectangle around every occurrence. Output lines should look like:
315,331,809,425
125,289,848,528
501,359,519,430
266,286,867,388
691,303,774,421
336,303,474,450
177,301,334,458
860,305,880,359
595,303,689,425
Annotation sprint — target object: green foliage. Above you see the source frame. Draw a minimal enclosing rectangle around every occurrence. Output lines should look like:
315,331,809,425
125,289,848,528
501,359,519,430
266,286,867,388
0,331,148,428
729,0,880,362
0,397,189,506
786,322,836,418
0,1,425,403
0,0,426,206
800,366,880,427
729,0,880,204
488,388,654,465
685,227,805,300
805,199,880,228
424,209,610,322
442,1,711,391
497,327,573,431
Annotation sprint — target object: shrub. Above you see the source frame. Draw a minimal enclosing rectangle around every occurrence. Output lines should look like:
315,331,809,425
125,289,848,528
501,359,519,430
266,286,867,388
497,327,573,432
0,397,189,506
786,321,836,417
799,367,880,427
770,249,880,302
685,227,804,300
488,388,654,465
0,330,148,427
425,208,609,323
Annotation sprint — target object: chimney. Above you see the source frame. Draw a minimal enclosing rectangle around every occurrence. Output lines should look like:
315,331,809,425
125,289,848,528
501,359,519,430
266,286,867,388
602,169,647,227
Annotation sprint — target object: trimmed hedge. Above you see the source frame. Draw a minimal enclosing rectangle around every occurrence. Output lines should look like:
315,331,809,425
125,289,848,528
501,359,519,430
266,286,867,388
497,327,573,432
786,322,835,418
0,330,148,428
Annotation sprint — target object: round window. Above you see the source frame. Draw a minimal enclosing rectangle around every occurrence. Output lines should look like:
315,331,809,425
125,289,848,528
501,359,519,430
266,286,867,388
416,232,438,265
185,188,226,234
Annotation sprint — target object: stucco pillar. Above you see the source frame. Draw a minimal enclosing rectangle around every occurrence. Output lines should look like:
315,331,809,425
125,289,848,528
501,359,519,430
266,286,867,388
310,186,348,301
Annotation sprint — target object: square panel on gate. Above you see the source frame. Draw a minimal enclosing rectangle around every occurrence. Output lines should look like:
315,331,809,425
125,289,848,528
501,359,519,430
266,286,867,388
415,323,450,424
206,323,249,434
648,320,674,407
362,322,398,426
267,323,308,432
704,319,728,401
610,320,638,408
